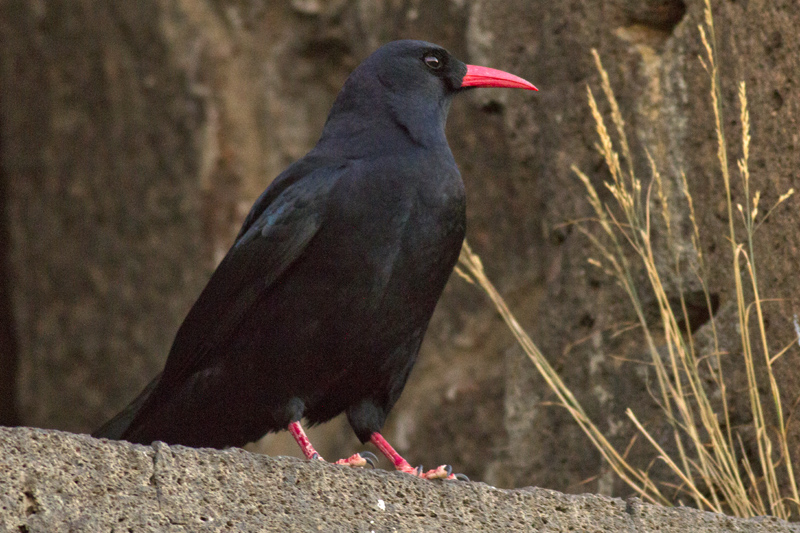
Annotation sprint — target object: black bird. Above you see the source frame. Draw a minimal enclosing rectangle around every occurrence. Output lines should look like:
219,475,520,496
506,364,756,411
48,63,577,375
94,40,536,479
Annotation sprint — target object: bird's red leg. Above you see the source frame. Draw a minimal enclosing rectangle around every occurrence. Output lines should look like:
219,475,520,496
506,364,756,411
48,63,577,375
288,421,322,460
287,421,374,468
369,432,455,480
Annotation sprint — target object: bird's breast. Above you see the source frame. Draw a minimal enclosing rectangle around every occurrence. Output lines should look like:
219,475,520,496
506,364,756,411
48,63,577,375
318,154,465,327
251,153,465,397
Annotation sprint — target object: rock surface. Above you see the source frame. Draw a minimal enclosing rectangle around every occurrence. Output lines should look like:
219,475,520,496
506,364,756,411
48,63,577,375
1,426,797,532
1,0,799,501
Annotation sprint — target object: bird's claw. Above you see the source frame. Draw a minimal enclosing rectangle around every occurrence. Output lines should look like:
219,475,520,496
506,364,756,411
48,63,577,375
361,451,378,468
422,464,452,480
398,463,464,480
436,467,470,482
334,452,375,468
421,465,470,481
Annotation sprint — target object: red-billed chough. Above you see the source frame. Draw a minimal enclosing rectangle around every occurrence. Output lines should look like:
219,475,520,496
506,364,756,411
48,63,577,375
94,40,536,480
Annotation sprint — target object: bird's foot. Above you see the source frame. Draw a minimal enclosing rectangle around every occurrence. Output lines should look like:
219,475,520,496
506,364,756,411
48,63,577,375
368,432,468,481
398,463,449,479
334,451,377,469
396,463,468,481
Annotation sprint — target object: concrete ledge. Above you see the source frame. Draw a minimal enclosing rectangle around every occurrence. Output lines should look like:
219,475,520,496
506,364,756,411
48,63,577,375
0,426,796,532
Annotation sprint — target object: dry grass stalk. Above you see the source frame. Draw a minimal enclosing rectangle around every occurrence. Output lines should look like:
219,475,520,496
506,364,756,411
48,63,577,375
455,242,671,506
457,0,797,519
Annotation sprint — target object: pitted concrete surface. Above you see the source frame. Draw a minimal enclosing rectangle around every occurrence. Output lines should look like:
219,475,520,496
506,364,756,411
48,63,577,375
0,427,796,532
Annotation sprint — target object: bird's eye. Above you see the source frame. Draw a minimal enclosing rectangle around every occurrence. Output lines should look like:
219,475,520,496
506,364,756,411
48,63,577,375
423,55,442,70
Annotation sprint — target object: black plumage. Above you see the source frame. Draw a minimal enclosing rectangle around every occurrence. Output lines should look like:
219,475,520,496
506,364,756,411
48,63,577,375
95,40,535,478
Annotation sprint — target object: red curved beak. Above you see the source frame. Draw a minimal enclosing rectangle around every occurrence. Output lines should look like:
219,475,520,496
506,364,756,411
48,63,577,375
461,65,538,91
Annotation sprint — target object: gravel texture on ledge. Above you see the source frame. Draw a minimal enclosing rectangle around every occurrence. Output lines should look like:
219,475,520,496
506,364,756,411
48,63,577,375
1,426,797,532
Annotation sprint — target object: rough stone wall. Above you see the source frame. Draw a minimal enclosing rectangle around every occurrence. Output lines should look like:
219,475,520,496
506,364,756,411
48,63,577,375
1,0,799,506
474,0,800,493
1,1,210,431
3,427,799,532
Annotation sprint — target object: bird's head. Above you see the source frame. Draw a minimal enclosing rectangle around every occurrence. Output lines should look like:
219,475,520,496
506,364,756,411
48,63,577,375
319,40,536,153
365,40,537,95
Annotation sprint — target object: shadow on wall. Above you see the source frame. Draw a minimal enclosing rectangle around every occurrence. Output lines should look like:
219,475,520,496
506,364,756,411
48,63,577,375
0,115,20,426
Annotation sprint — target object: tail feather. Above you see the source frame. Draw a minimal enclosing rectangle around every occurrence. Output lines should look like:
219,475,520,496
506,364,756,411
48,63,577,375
92,373,162,440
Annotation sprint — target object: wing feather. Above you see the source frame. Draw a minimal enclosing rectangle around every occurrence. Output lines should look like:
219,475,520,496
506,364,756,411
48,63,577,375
108,161,346,438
